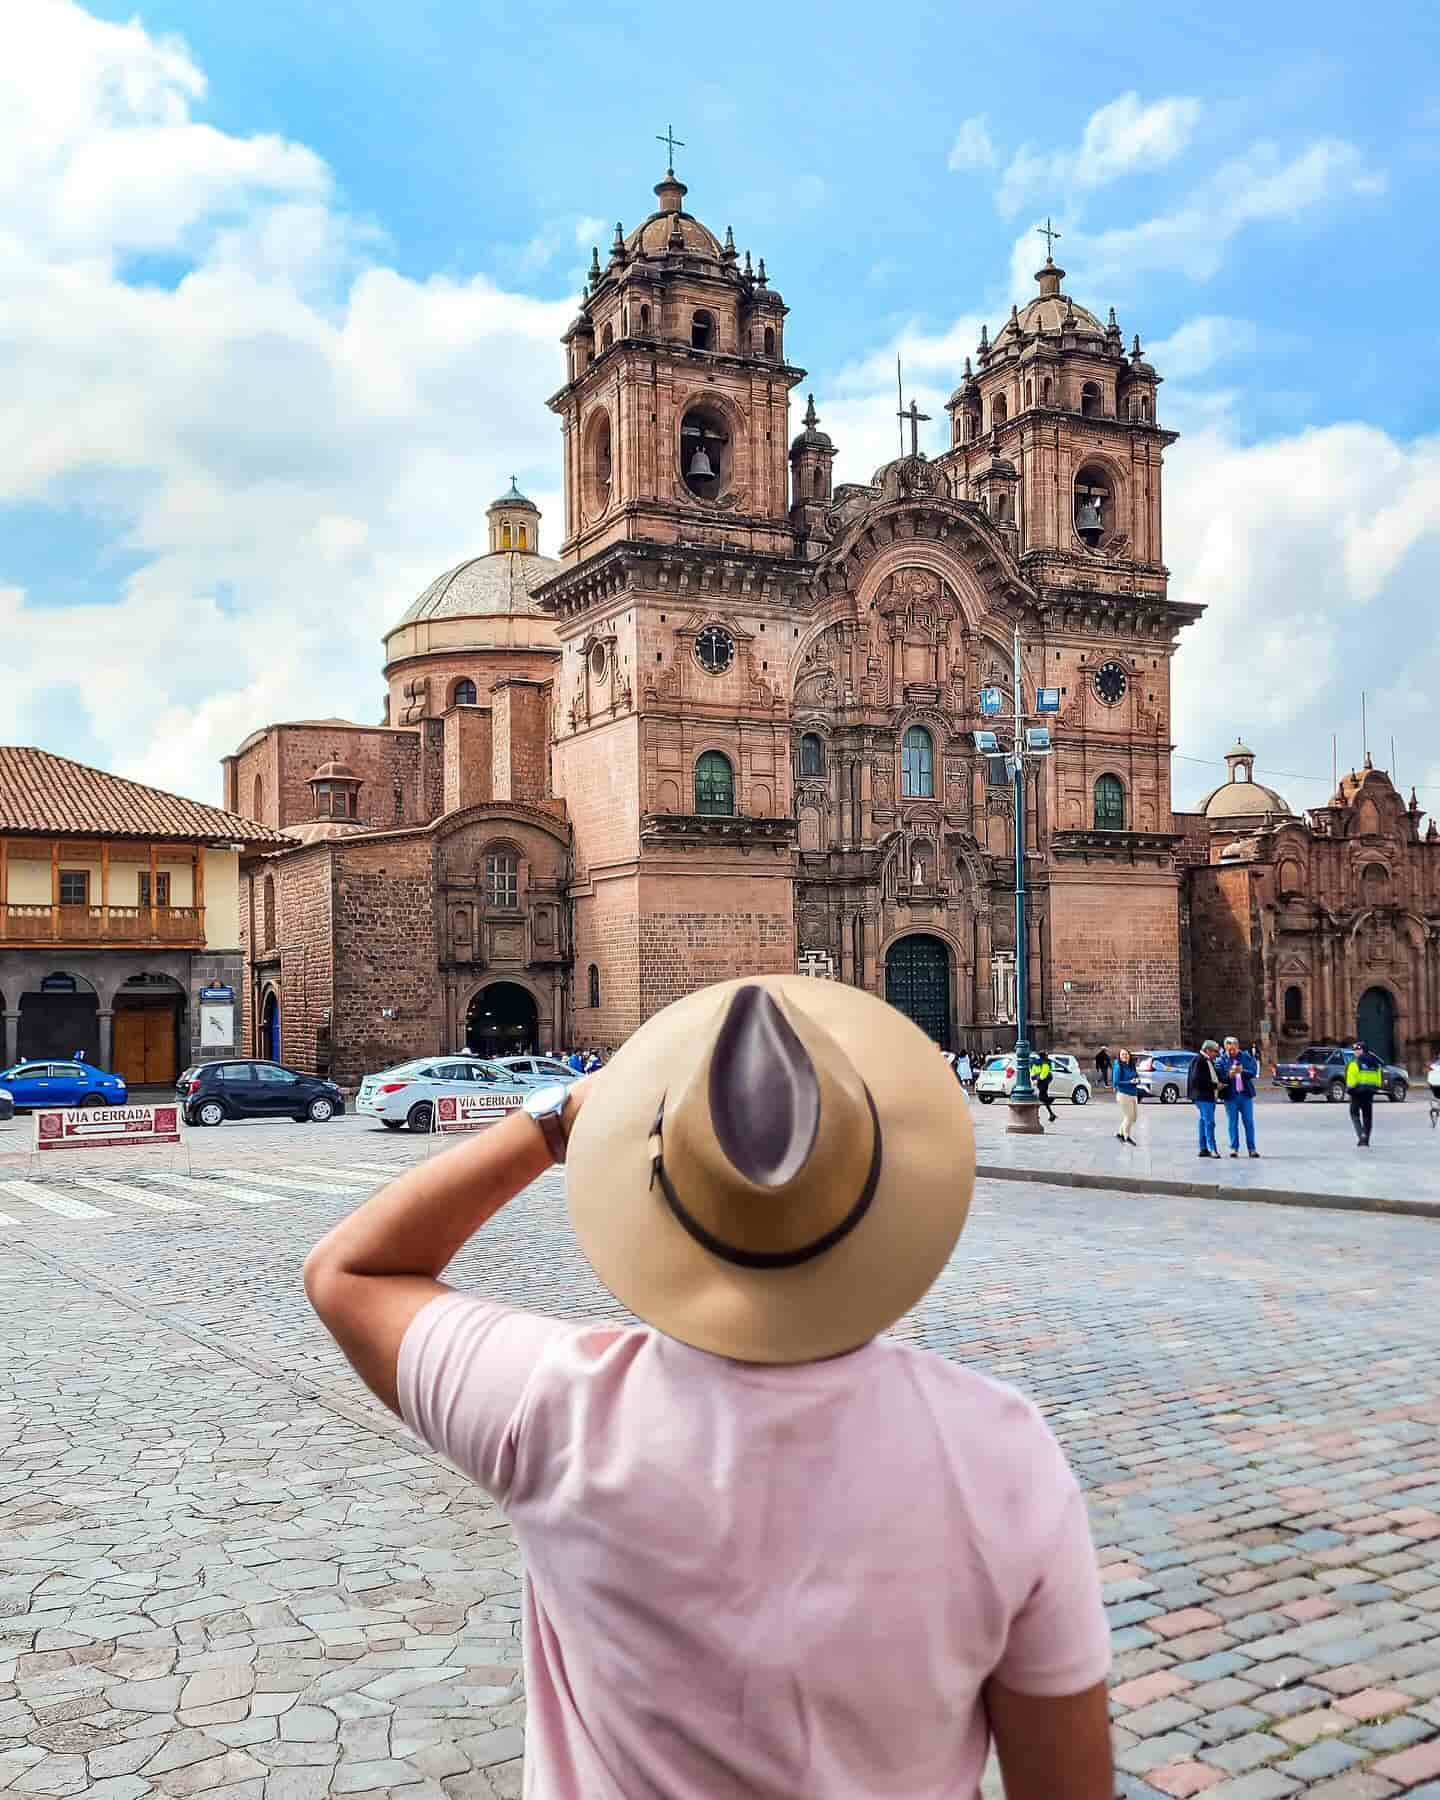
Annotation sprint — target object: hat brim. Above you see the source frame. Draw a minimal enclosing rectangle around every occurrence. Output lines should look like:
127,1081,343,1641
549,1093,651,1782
565,975,974,1363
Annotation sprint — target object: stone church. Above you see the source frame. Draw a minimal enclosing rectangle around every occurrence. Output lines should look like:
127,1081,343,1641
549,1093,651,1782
225,158,1439,1082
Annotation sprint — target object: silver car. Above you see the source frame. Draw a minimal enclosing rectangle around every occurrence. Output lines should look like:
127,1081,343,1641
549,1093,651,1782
489,1055,581,1085
357,1057,530,1132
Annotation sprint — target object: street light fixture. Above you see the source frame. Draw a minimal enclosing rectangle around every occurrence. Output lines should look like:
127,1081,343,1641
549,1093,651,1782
973,625,1052,1135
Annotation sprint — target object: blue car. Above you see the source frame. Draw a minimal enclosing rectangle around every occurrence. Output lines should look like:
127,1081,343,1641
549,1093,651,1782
0,1059,128,1111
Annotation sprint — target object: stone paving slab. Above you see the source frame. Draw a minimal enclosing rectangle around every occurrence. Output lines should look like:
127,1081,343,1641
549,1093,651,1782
3,1139,1440,1796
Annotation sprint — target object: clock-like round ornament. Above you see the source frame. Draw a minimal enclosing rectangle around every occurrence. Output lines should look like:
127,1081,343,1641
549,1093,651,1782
1093,662,1129,706
694,625,736,675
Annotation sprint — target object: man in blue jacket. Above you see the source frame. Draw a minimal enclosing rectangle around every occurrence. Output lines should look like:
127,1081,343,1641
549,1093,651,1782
1216,1036,1259,1158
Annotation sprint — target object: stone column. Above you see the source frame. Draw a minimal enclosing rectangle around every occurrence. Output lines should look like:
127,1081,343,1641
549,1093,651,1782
2,1010,17,1067
98,1010,114,1072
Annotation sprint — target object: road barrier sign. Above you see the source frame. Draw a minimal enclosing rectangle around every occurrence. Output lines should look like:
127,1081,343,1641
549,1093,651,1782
434,1092,525,1134
35,1105,182,1152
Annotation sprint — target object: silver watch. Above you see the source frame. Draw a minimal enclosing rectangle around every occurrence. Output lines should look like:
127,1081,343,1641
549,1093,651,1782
522,1083,571,1163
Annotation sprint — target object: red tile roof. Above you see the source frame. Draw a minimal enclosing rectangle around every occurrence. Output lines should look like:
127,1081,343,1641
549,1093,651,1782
0,747,290,844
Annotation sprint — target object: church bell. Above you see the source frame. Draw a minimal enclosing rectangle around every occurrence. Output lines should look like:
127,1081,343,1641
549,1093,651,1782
687,446,715,479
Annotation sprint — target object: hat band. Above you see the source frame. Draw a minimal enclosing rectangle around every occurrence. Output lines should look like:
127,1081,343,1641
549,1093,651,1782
649,1087,883,1272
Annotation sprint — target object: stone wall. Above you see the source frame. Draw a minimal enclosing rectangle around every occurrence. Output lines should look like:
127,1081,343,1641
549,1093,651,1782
1047,863,1184,1054
329,835,442,1085
1187,864,1262,1050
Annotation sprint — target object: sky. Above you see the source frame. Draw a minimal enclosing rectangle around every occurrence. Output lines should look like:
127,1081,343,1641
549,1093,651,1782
2,0,1438,815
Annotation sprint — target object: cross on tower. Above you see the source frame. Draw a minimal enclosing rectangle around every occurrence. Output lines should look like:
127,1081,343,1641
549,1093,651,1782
655,124,685,173
897,397,931,458
1037,216,1061,259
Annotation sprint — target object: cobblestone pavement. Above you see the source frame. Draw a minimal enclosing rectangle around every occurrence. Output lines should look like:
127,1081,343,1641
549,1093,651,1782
3,1122,1440,1797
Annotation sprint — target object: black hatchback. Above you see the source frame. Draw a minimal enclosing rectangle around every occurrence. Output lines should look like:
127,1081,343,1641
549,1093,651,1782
178,1060,345,1127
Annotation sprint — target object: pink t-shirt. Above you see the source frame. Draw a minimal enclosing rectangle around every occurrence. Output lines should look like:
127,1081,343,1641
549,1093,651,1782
399,1293,1109,1800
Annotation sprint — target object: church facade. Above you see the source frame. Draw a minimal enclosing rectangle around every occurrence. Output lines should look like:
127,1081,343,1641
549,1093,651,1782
221,159,1440,1083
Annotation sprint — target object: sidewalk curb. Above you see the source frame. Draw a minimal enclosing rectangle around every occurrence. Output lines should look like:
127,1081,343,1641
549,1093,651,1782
975,1162,1440,1221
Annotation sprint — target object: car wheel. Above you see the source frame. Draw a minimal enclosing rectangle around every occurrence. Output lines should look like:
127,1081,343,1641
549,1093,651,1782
407,1101,434,1133
1161,1083,1180,1105
1071,1086,1089,1106
1327,1078,1346,1103
977,1093,994,1105
196,1099,226,1128
307,1097,335,1123
1388,1081,1407,1103
79,1091,107,1108
1287,1091,1308,1103
382,1119,403,1131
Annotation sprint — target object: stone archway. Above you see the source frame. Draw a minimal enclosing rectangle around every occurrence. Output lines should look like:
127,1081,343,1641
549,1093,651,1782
466,981,539,1058
114,973,186,1087
1356,986,1396,1063
884,934,951,1049
17,971,100,1063
260,988,281,1064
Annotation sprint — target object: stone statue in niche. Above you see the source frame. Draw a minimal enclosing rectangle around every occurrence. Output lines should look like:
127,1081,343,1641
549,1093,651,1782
873,763,893,806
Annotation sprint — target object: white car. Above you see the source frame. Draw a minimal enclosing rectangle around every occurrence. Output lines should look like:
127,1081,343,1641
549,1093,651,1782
974,1053,1091,1106
489,1055,581,1084
357,1056,530,1132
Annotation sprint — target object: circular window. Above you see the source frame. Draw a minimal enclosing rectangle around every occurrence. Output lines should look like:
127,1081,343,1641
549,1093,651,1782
694,625,736,675
680,405,731,501
588,642,607,681
1093,662,1128,706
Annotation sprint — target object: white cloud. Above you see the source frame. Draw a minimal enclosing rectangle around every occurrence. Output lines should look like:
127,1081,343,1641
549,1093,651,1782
820,314,984,478
1166,422,1440,814
947,116,997,173
997,93,1201,216
0,0,572,800
1144,316,1260,381
1054,137,1386,292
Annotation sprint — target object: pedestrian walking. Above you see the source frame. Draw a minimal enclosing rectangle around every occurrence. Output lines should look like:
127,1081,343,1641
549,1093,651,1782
1346,1039,1384,1148
1113,1047,1140,1145
1094,1046,1112,1089
302,977,1113,1800
1188,1039,1221,1158
1216,1036,1260,1158
1033,1050,1057,1122
955,1049,974,1090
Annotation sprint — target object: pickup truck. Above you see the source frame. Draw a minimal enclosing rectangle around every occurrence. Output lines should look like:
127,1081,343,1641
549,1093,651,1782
1273,1044,1409,1104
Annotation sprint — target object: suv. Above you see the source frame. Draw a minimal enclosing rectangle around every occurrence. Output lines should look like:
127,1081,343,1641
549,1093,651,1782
178,1060,345,1126
1274,1045,1409,1104
1135,1050,1198,1105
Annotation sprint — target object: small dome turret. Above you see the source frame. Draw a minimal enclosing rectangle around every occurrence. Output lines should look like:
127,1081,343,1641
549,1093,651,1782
487,477,541,555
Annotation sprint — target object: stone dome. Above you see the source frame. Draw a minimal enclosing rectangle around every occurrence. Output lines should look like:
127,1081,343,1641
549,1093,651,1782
309,757,359,783
623,171,723,260
1199,740,1292,822
790,394,833,454
488,479,537,512
397,551,561,626
283,819,369,845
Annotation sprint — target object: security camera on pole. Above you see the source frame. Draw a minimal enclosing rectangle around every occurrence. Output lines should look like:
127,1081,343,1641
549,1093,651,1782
974,626,1055,1136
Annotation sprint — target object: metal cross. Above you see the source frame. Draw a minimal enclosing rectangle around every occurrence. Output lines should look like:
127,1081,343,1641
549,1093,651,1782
656,125,685,172
897,397,931,458
1037,216,1061,259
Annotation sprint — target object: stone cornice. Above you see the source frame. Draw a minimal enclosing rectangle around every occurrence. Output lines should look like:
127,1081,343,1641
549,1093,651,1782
1051,828,1183,862
640,812,799,848
534,539,814,620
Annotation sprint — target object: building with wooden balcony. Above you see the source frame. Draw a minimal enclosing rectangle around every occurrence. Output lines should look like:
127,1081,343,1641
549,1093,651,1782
0,748,289,1083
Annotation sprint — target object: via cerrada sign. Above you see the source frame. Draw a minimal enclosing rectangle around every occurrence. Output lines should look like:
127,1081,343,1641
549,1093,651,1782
35,1105,182,1152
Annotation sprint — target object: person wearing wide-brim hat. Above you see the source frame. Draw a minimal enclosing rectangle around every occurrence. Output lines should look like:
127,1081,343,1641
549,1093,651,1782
304,976,1112,1800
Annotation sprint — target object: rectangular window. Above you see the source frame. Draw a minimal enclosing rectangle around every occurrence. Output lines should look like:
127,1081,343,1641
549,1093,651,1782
486,854,519,908
58,870,89,906
991,953,1017,1025
137,872,171,905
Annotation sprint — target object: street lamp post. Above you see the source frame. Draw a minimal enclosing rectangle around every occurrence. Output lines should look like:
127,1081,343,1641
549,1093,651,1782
975,625,1048,1136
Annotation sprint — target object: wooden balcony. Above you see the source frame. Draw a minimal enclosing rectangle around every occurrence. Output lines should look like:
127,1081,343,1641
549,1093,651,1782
0,903,206,948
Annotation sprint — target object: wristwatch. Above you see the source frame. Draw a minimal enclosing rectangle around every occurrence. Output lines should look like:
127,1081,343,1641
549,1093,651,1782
522,1083,571,1164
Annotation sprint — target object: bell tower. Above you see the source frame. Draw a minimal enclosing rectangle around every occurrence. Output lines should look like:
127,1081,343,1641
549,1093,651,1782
549,156,803,562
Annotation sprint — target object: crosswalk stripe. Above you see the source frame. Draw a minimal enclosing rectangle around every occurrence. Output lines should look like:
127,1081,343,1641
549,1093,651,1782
280,1165,380,1183
73,1178,199,1213
0,1180,110,1220
214,1169,361,1195
148,1174,282,1207
348,1162,411,1174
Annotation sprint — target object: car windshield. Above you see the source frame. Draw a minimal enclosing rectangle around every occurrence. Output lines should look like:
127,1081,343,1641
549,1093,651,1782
985,1057,1009,1071
1297,1047,1335,1062
375,1060,436,1079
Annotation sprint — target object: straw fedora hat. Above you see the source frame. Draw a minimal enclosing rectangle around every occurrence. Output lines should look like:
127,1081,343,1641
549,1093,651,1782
565,975,974,1364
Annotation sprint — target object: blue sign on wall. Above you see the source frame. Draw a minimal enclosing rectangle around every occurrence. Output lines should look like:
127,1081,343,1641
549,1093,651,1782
1036,687,1061,713
979,686,1004,716
198,985,235,1003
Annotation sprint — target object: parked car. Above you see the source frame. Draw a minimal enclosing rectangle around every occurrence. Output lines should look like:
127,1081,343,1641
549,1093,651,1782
0,1059,128,1111
1273,1044,1409,1103
357,1056,530,1132
1135,1050,1198,1104
974,1053,1091,1105
1429,1054,1440,1098
487,1055,580,1085
0,1084,13,1122
178,1060,344,1126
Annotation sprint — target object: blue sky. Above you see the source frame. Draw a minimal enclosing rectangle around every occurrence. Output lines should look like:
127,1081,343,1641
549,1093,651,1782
4,0,1439,812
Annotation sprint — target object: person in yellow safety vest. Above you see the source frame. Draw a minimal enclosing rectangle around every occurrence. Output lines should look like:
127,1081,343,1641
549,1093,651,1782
1032,1052,1057,1123
1346,1040,1384,1149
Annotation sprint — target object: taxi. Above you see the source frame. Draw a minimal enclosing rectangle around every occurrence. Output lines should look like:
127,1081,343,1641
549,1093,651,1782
357,1056,530,1132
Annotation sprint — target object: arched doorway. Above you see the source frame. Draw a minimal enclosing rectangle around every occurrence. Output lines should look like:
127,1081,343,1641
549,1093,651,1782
884,935,951,1049
466,982,539,1058
114,973,184,1086
18,972,99,1062
1356,986,1396,1063
260,989,281,1064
